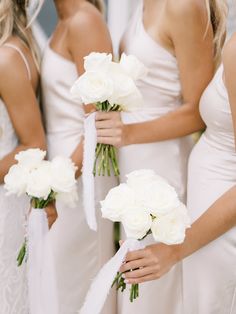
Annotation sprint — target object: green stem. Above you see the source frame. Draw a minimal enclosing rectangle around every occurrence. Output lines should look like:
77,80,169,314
17,240,27,267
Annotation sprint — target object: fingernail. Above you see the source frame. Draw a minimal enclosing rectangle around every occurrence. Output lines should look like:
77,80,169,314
124,279,130,284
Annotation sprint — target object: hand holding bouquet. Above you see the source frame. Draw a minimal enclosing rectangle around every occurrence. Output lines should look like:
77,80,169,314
4,148,78,265
71,52,147,176
79,169,190,314
101,169,190,302
4,148,78,314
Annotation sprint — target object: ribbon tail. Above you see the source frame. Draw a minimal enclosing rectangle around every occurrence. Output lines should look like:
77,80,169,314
27,208,58,314
79,239,144,314
82,112,97,231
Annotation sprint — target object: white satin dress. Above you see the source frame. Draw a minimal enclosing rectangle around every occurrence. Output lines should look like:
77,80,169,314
0,44,30,314
184,65,236,313
118,2,193,314
41,45,117,314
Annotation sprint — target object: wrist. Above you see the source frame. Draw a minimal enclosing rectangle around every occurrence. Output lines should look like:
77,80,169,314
123,124,133,146
172,243,185,263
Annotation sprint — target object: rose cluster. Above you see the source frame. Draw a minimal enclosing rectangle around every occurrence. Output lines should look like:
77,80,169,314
101,169,190,245
4,149,78,207
70,52,147,111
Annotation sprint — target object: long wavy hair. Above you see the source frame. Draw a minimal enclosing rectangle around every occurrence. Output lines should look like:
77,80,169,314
205,0,228,66
0,0,41,69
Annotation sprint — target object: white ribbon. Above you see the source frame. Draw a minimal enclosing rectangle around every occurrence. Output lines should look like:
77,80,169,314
79,239,145,314
82,112,97,231
27,208,59,314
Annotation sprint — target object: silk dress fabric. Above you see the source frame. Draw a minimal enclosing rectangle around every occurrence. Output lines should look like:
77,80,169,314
118,2,193,313
184,65,236,314
41,44,117,314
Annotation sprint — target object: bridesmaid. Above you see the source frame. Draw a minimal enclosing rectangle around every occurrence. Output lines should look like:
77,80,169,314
0,0,47,313
120,32,236,314
95,0,227,313
41,1,116,313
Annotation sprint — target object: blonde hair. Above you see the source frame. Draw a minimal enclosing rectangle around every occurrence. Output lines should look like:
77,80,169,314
205,0,228,66
0,0,40,69
87,0,105,14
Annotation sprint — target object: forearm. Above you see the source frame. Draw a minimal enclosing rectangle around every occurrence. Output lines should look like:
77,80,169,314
124,104,205,145
70,139,84,179
178,186,236,260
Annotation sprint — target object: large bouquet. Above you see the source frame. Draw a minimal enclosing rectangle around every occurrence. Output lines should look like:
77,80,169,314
79,170,190,314
4,148,78,314
71,52,147,177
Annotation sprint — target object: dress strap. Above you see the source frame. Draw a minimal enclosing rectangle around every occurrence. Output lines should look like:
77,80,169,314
3,43,31,80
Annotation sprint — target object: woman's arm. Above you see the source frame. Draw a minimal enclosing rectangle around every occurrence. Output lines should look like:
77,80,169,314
119,38,236,284
67,4,113,177
96,0,214,147
0,48,46,183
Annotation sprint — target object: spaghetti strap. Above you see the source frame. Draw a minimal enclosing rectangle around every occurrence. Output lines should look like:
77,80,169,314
3,43,31,80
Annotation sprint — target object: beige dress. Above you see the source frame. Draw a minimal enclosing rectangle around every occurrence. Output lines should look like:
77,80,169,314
41,45,117,314
118,2,193,313
184,65,236,314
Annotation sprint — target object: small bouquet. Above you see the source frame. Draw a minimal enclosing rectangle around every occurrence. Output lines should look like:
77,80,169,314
79,170,190,314
71,52,147,177
4,149,78,314
4,148,78,266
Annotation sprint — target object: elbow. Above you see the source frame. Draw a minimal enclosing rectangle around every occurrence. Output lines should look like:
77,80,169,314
186,105,206,132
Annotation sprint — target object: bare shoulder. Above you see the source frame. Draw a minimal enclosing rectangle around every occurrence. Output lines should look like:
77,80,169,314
0,46,26,84
223,33,236,66
68,3,108,39
166,0,207,21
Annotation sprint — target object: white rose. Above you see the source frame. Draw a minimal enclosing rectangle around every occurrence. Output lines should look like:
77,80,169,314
122,207,152,239
139,180,180,216
101,183,136,222
120,53,148,81
127,169,167,189
108,68,143,111
4,164,30,196
71,71,114,104
56,184,79,208
151,203,191,245
15,148,46,170
50,156,77,194
84,52,112,72
26,161,52,200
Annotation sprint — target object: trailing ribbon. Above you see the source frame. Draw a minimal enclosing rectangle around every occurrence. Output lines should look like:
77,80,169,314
82,112,97,231
79,239,145,314
27,208,58,314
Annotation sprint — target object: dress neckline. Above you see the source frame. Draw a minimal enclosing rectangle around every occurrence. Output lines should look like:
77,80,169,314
47,43,75,66
139,1,176,62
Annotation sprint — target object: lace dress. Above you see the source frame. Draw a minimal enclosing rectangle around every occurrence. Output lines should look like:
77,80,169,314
0,101,28,314
0,44,32,314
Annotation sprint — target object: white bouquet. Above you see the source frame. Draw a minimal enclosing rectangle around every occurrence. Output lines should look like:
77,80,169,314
71,52,147,177
4,148,78,314
79,170,190,314
4,148,78,265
